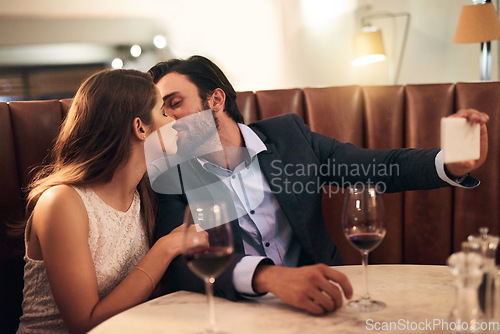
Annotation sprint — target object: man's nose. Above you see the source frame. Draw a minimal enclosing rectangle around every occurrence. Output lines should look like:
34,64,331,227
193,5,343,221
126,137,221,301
163,108,177,120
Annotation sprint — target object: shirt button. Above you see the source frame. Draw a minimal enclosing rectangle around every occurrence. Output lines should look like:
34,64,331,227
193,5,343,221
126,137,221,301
232,175,236,179
250,210,255,214
265,242,270,247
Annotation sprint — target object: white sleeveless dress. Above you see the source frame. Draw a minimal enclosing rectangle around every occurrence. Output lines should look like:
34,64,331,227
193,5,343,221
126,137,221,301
17,187,150,333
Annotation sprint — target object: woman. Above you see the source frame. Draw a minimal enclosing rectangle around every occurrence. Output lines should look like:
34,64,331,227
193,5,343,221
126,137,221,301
17,69,187,333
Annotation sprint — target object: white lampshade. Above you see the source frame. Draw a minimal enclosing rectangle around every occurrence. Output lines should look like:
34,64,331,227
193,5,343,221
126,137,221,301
352,27,387,67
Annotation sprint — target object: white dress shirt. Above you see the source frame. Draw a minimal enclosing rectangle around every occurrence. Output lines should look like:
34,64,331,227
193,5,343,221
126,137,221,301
198,124,473,296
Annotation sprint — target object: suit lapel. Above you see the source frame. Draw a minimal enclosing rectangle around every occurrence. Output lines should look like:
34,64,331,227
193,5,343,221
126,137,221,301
257,142,316,262
180,159,245,254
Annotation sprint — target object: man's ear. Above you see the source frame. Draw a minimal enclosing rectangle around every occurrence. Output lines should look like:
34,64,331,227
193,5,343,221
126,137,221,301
209,88,226,113
132,117,147,141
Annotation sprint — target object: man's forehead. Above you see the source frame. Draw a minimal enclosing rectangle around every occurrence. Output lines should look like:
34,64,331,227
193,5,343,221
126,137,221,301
156,73,196,97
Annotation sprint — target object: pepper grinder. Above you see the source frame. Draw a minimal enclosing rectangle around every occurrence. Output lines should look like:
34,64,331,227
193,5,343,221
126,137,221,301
448,251,484,333
467,227,499,320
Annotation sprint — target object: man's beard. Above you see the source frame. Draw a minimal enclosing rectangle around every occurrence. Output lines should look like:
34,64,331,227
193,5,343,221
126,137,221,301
174,103,223,159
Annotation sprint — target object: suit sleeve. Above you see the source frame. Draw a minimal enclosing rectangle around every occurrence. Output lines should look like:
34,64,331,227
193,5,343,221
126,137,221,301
154,192,244,301
288,114,451,192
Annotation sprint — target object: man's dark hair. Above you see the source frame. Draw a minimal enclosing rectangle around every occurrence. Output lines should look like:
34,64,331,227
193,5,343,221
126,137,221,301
148,55,244,123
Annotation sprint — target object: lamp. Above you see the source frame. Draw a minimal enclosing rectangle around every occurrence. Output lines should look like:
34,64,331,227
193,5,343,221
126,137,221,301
352,27,387,67
453,1,500,81
352,12,411,84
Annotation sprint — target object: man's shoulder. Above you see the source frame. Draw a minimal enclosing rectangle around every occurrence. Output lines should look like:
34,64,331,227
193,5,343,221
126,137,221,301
245,113,314,150
247,113,306,134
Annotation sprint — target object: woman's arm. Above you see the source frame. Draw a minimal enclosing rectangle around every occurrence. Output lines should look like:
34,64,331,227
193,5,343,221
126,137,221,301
32,185,185,333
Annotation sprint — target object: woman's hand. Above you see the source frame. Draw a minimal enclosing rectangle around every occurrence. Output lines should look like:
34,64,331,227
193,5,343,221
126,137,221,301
157,224,208,259
157,224,186,259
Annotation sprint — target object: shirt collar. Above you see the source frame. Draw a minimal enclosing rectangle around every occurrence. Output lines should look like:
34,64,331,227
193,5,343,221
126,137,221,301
237,123,267,158
197,123,267,176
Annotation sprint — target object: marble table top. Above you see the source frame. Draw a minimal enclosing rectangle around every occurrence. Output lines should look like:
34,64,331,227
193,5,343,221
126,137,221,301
90,265,457,334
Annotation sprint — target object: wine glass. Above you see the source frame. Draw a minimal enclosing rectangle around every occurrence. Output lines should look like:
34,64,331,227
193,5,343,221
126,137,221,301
342,183,386,312
183,201,234,334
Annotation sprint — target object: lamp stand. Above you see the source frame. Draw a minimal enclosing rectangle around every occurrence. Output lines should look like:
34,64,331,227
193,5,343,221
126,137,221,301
454,0,500,81
480,41,492,81
480,0,492,81
359,12,411,84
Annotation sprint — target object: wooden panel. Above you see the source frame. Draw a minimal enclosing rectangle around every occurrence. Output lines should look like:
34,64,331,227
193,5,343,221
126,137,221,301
0,73,24,98
454,82,500,261
256,89,304,121
304,86,364,265
29,66,102,99
404,84,454,264
363,85,405,264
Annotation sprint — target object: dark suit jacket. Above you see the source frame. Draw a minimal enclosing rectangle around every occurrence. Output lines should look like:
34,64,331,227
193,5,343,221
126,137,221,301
153,114,450,300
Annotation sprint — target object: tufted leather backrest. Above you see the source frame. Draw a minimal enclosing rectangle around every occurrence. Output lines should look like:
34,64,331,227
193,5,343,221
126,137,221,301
0,103,23,241
454,82,500,248
256,88,305,120
362,86,405,264
9,101,64,188
1,100,66,333
235,91,258,124
1,82,499,333
303,86,364,265
404,84,455,264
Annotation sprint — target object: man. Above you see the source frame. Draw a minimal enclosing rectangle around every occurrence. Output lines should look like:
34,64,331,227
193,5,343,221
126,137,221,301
148,55,489,315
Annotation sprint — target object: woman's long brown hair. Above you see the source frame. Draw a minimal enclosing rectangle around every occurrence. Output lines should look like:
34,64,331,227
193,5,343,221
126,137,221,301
26,69,158,245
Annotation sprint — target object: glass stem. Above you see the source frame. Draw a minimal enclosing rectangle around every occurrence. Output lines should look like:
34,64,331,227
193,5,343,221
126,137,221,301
361,250,371,301
205,277,216,333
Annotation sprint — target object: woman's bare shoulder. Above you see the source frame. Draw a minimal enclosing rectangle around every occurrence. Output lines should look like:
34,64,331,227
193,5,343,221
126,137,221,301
39,184,80,201
34,185,88,231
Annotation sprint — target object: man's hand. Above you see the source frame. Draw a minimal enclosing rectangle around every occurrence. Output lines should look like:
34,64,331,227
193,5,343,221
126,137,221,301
444,109,489,178
252,264,353,315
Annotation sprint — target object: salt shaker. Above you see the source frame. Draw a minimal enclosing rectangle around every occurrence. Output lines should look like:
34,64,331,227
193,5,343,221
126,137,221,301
448,251,484,333
467,227,499,320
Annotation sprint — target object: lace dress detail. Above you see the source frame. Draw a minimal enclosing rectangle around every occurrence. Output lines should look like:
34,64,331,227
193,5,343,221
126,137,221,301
17,186,149,334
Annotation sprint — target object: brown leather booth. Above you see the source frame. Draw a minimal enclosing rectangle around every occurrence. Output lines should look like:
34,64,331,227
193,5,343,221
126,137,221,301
1,82,499,332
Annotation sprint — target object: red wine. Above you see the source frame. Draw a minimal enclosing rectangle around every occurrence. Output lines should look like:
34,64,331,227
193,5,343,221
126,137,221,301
348,233,383,251
184,246,232,279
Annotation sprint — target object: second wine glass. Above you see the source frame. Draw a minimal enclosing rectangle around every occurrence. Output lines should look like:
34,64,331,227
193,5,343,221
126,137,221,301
183,202,234,334
342,184,386,312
